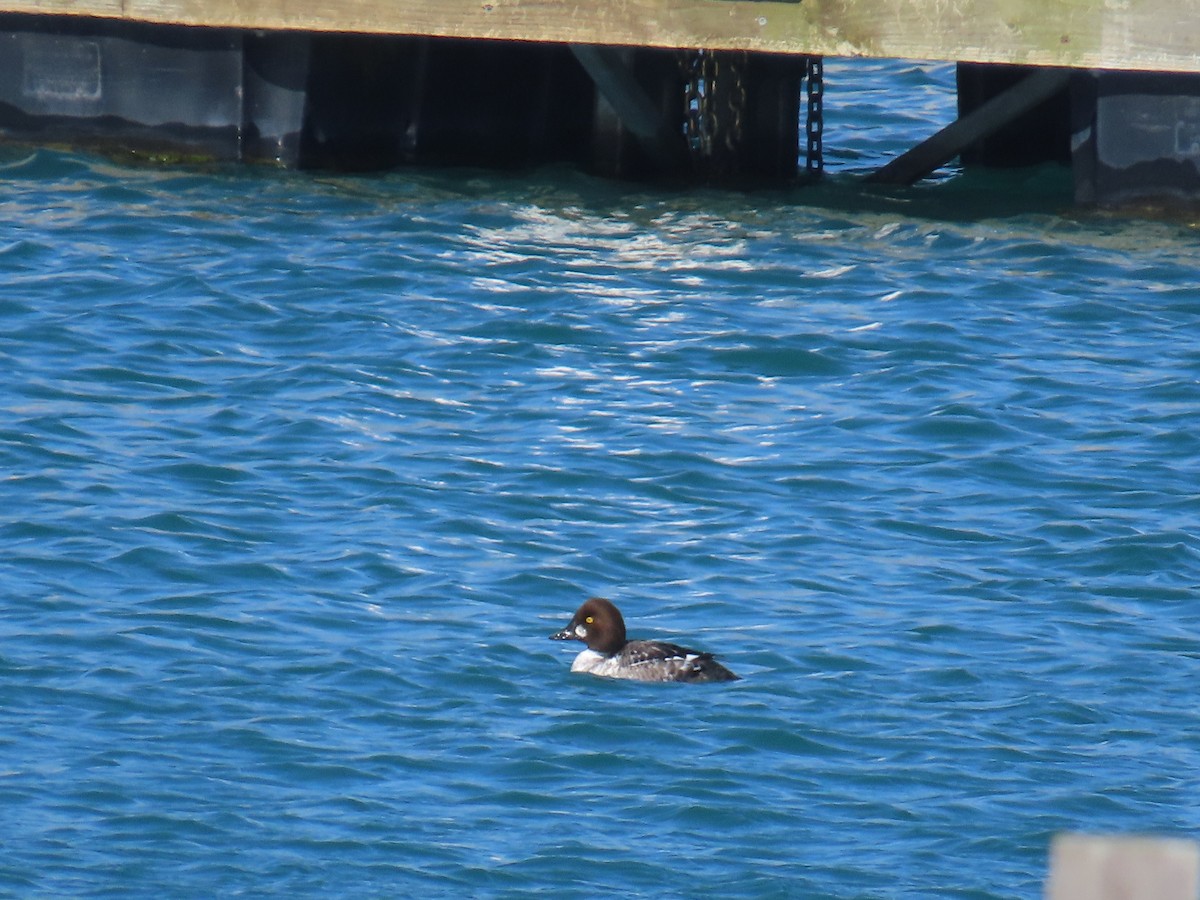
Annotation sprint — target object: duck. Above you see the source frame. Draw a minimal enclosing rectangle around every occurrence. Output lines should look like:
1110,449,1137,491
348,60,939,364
550,597,739,683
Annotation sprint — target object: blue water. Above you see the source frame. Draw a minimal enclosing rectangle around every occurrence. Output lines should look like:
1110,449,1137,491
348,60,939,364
2,59,1199,898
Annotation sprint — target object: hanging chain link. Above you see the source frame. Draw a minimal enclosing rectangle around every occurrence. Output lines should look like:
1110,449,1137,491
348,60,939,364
681,50,718,162
701,51,720,161
678,49,748,178
686,49,700,158
805,55,825,175
679,50,819,179
724,51,747,160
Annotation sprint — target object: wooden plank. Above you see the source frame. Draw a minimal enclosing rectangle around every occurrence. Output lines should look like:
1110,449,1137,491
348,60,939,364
1046,834,1200,900
0,0,1198,74
867,67,1072,184
570,46,688,171
1,0,123,13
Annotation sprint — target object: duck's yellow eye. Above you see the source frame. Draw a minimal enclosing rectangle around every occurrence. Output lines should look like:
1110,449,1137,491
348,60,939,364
585,616,594,624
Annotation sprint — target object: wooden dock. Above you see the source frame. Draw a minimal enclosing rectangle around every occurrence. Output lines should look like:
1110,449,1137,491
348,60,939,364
0,0,1199,203
2,0,1199,74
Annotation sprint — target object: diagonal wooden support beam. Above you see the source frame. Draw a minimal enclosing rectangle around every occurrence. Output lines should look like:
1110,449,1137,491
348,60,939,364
867,67,1072,185
570,44,687,172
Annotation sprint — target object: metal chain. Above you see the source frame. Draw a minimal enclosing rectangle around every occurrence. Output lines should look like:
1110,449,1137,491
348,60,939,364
805,55,825,174
678,49,747,178
681,52,700,155
701,50,719,161
724,51,747,159
679,50,711,161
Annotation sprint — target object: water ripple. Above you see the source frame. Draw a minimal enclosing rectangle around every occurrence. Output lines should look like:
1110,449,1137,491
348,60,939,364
2,92,1200,898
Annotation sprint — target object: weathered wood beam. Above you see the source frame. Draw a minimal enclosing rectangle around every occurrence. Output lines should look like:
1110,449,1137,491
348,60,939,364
866,67,1072,185
0,0,1199,74
570,45,687,171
